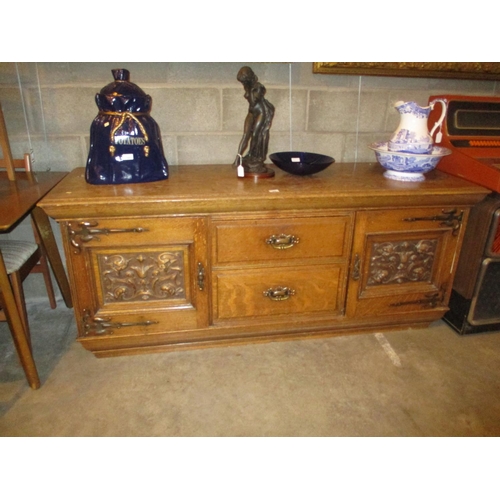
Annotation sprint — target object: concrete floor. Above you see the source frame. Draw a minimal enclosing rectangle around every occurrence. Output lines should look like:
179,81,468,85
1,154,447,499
1,300,500,437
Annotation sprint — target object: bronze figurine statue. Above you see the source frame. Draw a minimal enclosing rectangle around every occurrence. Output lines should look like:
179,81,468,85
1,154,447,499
233,66,275,178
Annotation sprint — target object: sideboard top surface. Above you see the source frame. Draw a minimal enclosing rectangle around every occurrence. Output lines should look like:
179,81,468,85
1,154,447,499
38,163,490,218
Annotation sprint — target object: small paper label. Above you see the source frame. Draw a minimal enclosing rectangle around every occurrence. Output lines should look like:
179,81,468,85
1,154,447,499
237,165,245,177
117,153,134,162
291,157,301,162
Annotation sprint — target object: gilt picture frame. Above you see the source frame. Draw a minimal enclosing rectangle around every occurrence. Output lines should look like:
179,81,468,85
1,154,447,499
312,62,500,80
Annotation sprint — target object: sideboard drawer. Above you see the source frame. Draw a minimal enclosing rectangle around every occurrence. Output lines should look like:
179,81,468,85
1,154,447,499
212,215,353,265
213,265,345,321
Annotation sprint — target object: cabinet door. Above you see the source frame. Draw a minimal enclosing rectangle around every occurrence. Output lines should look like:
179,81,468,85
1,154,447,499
62,216,209,339
346,207,466,319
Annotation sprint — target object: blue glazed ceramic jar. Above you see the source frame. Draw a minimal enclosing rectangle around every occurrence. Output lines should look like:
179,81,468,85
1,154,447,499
85,69,168,185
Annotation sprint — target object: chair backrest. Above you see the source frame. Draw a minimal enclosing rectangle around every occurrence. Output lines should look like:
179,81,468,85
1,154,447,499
0,102,16,181
0,101,33,178
0,152,32,172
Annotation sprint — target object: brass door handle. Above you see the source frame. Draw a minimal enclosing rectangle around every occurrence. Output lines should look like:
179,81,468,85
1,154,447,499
351,254,361,281
263,286,296,301
197,262,205,291
265,234,299,250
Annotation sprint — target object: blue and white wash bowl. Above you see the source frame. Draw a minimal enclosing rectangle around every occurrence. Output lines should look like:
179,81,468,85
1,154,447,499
369,141,451,182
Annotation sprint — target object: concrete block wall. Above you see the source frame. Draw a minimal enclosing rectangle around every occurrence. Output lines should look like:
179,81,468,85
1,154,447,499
2,62,499,171
1,61,499,301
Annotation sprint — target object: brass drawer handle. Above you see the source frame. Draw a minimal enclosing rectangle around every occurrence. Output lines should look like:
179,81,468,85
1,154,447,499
265,234,300,250
263,286,296,301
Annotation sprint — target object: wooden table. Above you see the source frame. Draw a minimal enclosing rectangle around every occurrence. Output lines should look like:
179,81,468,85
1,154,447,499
0,170,72,388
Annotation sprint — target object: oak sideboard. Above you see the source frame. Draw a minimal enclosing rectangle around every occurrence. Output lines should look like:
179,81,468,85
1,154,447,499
38,163,489,357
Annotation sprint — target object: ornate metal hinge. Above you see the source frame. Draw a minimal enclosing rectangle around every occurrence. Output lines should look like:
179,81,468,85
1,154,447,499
68,221,148,253
390,285,446,309
403,208,464,236
265,234,300,250
82,309,158,336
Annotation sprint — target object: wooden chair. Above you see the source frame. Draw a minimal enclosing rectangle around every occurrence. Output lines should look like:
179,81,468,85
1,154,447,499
0,251,40,389
0,152,58,328
0,102,57,388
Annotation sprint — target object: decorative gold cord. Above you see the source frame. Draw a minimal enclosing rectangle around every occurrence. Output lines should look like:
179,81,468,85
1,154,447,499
99,111,149,143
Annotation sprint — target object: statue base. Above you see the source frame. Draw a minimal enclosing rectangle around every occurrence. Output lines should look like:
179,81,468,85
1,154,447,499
242,166,275,179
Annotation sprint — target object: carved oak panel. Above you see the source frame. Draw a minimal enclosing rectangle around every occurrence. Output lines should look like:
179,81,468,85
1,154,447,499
367,239,437,286
98,250,186,303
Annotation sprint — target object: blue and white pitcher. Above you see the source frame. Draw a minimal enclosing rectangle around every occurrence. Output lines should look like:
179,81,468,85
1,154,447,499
388,99,447,154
